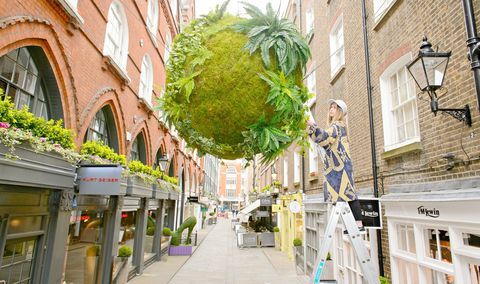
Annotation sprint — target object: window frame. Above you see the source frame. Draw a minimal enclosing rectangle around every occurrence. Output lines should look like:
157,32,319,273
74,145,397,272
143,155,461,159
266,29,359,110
379,52,421,152
329,15,345,77
305,8,314,37
294,152,301,183
103,1,129,70
146,0,159,39
309,142,318,174
373,0,397,23
138,54,154,106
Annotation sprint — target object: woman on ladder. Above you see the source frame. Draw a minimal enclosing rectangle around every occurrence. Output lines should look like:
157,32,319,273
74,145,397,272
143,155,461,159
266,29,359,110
306,99,364,233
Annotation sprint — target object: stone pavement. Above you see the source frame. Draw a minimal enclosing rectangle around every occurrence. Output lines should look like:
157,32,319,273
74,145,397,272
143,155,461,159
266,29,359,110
131,217,309,284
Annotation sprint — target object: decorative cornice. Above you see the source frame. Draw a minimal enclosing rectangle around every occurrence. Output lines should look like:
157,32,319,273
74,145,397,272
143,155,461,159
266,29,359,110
160,0,177,37
79,87,116,125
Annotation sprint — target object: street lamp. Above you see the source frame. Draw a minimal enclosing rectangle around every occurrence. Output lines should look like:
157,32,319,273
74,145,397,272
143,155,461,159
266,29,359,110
158,153,169,172
407,36,472,126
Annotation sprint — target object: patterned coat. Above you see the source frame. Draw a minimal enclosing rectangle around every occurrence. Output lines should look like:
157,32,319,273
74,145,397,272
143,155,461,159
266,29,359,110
308,121,358,203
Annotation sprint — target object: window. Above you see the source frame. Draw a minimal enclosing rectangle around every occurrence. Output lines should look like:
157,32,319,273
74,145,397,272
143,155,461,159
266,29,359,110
130,134,147,163
169,0,178,21
309,142,318,174
86,109,109,145
373,0,395,22
329,16,345,76
66,0,78,9
306,68,317,107
138,55,153,105
164,33,172,64
226,167,236,189
0,48,50,119
294,152,300,183
104,1,129,69
305,8,314,36
397,224,416,253
425,228,451,263
283,159,288,187
146,0,159,36
380,53,420,151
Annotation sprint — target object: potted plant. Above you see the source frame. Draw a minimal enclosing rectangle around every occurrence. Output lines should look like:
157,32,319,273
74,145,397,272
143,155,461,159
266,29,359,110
113,245,132,284
273,227,281,250
292,238,304,274
321,252,334,281
169,216,197,256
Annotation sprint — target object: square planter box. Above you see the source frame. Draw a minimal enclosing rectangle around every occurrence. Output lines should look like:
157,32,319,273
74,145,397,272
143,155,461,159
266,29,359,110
168,245,192,256
126,176,153,197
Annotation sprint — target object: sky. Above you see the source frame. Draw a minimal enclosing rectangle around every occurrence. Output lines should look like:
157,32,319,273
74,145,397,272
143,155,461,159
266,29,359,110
195,0,288,18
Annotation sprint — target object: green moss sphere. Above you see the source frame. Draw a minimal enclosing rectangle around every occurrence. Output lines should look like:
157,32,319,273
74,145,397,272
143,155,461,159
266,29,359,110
164,16,305,160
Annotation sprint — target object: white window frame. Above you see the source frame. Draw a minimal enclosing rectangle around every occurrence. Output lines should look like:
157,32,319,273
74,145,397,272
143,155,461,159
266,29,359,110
169,0,178,21
294,152,300,183
309,142,318,174
283,159,288,187
138,54,153,106
373,0,397,23
305,8,314,36
329,16,345,77
164,33,172,64
379,53,421,152
147,0,159,39
103,0,129,70
66,0,78,9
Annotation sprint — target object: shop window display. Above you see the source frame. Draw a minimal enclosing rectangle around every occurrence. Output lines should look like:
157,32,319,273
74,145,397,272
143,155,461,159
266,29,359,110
0,239,36,283
426,229,452,262
64,210,104,284
119,211,136,268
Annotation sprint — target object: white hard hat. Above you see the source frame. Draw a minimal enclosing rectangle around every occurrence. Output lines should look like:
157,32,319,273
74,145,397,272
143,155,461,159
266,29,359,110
328,99,348,115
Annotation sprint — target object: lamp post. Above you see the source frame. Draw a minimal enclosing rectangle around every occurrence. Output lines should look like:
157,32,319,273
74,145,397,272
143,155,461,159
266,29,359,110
158,154,169,173
407,37,472,126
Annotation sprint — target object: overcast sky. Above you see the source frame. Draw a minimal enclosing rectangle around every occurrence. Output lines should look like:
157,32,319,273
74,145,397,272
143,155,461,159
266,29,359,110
195,0,288,18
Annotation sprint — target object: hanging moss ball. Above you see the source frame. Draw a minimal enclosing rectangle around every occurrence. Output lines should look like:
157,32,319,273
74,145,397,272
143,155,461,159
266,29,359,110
160,4,311,161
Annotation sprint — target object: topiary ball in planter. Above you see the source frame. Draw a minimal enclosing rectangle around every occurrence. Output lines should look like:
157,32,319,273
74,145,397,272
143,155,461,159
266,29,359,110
160,2,311,162
118,245,132,258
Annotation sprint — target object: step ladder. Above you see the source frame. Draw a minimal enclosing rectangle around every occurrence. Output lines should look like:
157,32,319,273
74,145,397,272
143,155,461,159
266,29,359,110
310,202,379,284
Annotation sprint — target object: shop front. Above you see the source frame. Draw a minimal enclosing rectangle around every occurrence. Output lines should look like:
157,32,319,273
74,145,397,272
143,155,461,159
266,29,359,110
382,190,480,284
278,193,304,260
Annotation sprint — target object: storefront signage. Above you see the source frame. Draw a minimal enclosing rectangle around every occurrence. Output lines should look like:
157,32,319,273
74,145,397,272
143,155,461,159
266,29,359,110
188,196,199,203
359,198,382,229
260,197,272,206
272,204,282,213
289,201,301,213
77,165,122,195
256,211,270,217
417,206,440,218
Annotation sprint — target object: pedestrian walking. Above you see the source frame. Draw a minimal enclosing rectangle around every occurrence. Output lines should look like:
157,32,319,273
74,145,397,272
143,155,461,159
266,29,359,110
306,99,364,232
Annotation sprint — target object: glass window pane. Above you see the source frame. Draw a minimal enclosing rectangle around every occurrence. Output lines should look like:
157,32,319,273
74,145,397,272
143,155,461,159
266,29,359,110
17,48,29,68
463,233,480,248
470,263,480,284
28,58,38,74
8,216,43,234
15,91,31,111
13,65,27,86
424,267,454,284
0,56,16,81
6,49,18,60
0,239,36,284
24,72,37,93
397,258,419,284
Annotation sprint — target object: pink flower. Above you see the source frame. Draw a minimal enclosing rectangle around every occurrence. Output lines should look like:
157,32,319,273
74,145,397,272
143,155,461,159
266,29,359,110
0,122,9,128
39,137,47,143
54,143,61,148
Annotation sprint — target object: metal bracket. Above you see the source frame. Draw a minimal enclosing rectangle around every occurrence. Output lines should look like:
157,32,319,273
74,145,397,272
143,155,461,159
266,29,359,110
437,105,472,126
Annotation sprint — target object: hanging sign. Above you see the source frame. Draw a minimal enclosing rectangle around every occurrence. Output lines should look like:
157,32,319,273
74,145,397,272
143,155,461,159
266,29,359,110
289,201,301,213
272,204,282,213
359,198,382,229
260,197,272,206
77,165,122,195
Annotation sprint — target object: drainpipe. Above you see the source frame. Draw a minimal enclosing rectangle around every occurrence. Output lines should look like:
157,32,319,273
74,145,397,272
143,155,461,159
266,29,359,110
361,0,384,277
461,0,480,111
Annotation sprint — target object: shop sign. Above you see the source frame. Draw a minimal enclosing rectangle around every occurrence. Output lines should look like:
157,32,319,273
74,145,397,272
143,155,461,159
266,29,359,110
260,197,272,206
359,198,382,229
417,206,440,218
289,201,301,213
256,211,270,217
77,165,122,195
188,196,199,203
272,204,282,213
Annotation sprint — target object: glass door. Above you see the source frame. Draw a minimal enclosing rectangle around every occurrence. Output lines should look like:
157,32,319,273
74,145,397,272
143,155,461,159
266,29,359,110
0,237,37,284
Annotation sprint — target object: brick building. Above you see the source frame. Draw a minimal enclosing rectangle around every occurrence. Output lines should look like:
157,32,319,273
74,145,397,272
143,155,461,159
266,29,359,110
218,160,247,212
260,0,480,283
0,0,203,283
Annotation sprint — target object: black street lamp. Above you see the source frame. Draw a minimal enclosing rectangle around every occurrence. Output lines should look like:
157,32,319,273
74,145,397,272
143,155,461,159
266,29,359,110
407,37,472,126
158,154,169,172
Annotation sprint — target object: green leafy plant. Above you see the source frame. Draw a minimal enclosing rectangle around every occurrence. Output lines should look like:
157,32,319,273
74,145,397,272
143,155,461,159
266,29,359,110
293,238,302,247
171,216,197,246
379,276,389,284
209,212,215,216
273,226,280,232
81,140,126,165
146,226,155,236
162,227,173,236
326,252,332,260
118,245,132,258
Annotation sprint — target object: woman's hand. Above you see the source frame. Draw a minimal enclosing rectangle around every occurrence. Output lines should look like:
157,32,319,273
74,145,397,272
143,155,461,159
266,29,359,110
306,110,316,127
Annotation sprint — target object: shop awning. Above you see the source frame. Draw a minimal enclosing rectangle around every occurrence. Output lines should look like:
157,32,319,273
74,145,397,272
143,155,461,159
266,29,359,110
238,199,260,215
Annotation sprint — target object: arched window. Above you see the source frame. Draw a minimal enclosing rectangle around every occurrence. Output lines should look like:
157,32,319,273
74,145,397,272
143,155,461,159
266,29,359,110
138,54,153,105
130,133,147,163
164,33,172,64
85,106,119,152
0,47,64,120
146,0,159,37
104,1,129,69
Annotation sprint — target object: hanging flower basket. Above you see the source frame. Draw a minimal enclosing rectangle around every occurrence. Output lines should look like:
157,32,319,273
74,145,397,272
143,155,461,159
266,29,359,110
159,1,312,162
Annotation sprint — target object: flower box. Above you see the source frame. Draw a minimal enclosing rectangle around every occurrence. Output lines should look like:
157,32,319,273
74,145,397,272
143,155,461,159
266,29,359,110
126,176,153,197
0,143,75,190
168,245,192,256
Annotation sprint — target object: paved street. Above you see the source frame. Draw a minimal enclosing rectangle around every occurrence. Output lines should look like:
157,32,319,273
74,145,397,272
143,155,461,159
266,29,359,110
131,218,309,284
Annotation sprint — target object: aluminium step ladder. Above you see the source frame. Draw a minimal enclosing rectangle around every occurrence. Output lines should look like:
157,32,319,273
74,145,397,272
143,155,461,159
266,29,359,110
310,202,379,284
